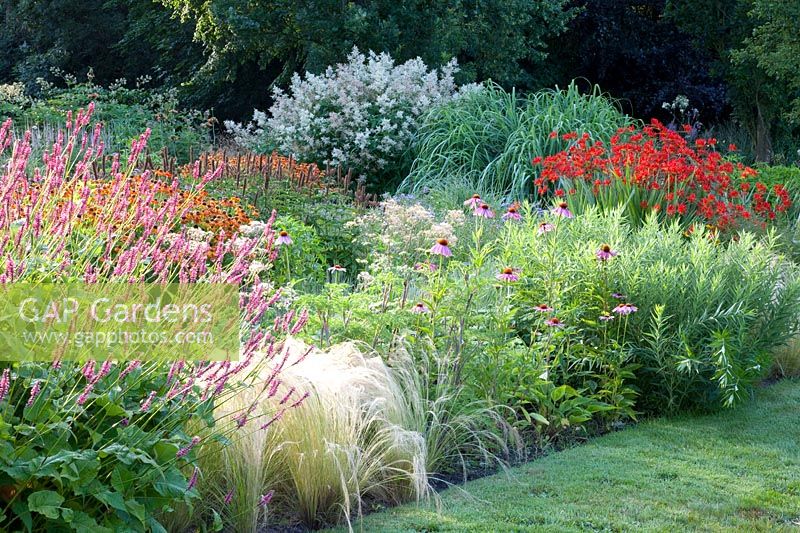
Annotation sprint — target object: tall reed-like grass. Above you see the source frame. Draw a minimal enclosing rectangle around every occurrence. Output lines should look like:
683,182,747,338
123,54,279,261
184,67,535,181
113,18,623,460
401,82,634,203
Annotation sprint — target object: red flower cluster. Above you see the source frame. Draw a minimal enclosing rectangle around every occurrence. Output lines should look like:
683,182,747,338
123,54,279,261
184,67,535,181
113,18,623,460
532,120,792,230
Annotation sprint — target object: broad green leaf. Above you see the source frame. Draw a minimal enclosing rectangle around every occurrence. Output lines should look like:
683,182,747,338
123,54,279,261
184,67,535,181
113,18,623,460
28,490,64,519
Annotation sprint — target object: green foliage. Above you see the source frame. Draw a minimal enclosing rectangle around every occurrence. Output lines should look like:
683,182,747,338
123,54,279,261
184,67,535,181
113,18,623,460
1,79,211,162
0,361,208,531
159,0,577,89
402,82,634,202
667,0,800,163
272,215,327,290
737,1,800,126
297,198,800,434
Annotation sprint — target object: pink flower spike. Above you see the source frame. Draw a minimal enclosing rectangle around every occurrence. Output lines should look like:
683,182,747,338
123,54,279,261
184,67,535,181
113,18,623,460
0,369,10,403
464,194,482,208
187,467,199,491
552,202,573,218
474,203,495,218
596,244,618,261
26,380,41,407
496,267,520,282
260,490,275,506
430,238,452,257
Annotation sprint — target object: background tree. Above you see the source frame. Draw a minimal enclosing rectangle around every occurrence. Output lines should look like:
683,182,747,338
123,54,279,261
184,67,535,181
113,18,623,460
538,0,727,123
665,0,798,162
158,0,577,94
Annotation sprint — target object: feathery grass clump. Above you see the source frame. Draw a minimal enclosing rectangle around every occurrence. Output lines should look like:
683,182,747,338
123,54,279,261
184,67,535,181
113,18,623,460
200,339,520,531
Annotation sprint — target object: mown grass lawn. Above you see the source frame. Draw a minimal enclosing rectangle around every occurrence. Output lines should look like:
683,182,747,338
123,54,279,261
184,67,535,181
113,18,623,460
340,380,800,532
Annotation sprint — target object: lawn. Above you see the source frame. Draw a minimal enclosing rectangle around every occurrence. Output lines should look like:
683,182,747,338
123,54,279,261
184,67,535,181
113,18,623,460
340,380,800,532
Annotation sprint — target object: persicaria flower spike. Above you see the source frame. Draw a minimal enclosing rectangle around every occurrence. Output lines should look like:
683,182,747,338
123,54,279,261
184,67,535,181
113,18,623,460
430,238,452,257
0,368,10,403
26,380,41,407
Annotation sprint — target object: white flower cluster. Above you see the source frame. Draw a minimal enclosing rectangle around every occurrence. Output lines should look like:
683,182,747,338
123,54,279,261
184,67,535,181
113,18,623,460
0,83,26,105
226,48,465,179
350,197,464,273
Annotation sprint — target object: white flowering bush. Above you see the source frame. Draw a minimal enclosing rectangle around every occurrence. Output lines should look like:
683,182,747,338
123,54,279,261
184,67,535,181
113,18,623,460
226,48,472,189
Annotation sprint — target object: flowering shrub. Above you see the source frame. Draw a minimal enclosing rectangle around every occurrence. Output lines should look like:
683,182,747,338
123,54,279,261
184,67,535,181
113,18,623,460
0,110,308,531
533,120,793,231
226,48,467,189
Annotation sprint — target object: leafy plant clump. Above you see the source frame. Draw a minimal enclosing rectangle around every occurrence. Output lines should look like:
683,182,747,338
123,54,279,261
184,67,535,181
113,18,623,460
401,81,634,203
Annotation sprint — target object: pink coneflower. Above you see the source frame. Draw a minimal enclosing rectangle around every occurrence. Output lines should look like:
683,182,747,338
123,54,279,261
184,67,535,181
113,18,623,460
0,368,10,403
464,194,482,209
552,202,573,218
611,292,626,300
596,244,618,261
545,317,565,327
599,312,615,322
474,203,495,218
496,267,520,282
537,222,555,235
327,264,346,273
533,304,554,313
259,490,275,506
430,238,452,257
411,302,430,314
26,380,41,407
613,303,638,315
276,230,293,246
502,206,522,221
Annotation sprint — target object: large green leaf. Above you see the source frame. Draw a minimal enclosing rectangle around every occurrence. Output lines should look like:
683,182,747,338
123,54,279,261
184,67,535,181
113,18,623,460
28,490,64,520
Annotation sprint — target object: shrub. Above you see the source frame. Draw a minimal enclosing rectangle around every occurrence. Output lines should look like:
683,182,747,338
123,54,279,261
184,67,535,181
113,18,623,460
0,111,306,530
226,48,467,190
401,82,634,203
